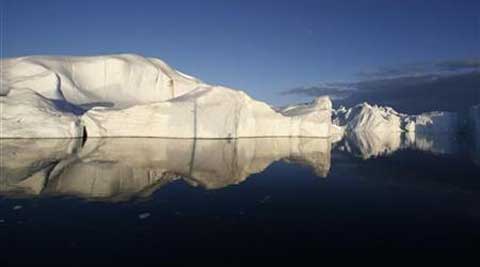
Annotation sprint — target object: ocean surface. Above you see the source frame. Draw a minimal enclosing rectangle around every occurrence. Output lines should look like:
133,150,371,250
1,133,480,263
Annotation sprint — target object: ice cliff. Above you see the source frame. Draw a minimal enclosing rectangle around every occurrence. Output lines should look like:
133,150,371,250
1,54,332,138
83,86,332,138
0,89,83,138
0,54,477,139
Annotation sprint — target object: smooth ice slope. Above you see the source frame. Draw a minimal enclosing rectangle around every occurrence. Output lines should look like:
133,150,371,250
2,54,203,108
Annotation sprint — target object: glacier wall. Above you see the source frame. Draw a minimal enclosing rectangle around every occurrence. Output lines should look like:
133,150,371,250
1,54,333,138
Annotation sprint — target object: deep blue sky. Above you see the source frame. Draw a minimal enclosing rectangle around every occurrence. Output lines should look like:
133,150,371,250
1,0,479,104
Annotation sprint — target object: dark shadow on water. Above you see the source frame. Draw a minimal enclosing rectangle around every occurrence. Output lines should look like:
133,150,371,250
1,135,480,262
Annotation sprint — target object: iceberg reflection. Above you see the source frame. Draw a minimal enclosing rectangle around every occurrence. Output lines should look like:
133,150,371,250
1,138,331,201
338,130,406,159
337,129,477,161
0,138,81,195
2,129,477,201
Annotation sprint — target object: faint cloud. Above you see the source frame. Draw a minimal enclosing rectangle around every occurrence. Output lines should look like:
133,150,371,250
280,70,479,113
281,82,356,100
435,59,480,71
305,28,314,36
357,58,480,79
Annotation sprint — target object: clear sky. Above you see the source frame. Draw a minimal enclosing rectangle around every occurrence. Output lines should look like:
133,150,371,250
1,0,479,105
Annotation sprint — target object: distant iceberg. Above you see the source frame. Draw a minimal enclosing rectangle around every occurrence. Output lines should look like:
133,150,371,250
333,102,459,134
332,102,479,159
470,105,480,165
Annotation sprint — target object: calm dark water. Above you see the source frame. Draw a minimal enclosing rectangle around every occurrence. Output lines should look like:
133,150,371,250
1,134,480,264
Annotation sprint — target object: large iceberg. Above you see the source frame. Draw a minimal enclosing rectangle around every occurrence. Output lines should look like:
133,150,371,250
0,89,83,138
2,54,203,107
1,53,474,139
1,54,333,138
83,87,332,138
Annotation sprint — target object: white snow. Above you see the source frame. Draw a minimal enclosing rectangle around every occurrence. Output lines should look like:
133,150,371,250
82,86,332,138
333,102,459,134
0,53,474,140
2,54,333,138
2,54,204,108
332,102,468,158
0,88,83,138
333,103,406,133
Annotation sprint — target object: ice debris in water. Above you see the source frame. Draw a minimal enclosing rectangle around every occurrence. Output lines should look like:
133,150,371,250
138,212,151,220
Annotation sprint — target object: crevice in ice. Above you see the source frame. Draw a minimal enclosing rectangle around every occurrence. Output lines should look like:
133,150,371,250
188,138,197,177
82,127,88,147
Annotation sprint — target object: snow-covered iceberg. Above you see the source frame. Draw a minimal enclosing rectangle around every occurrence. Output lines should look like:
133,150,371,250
1,54,333,138
2,54,203,108
333,103,468,159
83,87,332,138
333,102,459,134
0,89,83,138
333,103,406,132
